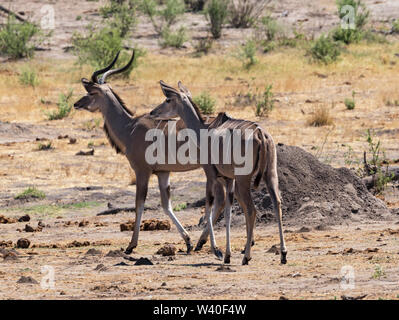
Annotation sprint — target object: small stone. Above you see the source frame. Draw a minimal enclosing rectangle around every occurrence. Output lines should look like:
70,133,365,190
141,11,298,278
18,215,30,222
156,244,176,256
17,276,38,284
16,238,30,249
134,257,153,266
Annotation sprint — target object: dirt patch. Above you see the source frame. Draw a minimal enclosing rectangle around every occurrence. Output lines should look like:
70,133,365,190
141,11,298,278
232,144,391,226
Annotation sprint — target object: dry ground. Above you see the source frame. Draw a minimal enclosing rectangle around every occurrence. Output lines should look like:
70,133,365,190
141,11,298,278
0,0,399,300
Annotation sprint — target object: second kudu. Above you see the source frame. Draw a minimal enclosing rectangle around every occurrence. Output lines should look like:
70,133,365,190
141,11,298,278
150,81,287,265
73,51,227,257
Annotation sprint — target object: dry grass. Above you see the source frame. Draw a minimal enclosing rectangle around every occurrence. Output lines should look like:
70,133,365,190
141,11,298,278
307,104,334,127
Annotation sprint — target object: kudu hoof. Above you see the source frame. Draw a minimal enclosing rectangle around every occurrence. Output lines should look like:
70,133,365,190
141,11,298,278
224,255,231,264
242,257,251,265
194,239,206,252
186,242,194,254
281,251,287,265
241,240,255,254
124,247,134,255
214,248,223,260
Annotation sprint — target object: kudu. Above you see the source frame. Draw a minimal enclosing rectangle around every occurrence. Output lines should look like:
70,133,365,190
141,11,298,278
73,51,226,257
150,81,287,265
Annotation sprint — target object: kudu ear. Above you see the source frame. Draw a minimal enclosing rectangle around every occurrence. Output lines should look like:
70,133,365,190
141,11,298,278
177,81,192,99
81,78,96,92
160,80,180,99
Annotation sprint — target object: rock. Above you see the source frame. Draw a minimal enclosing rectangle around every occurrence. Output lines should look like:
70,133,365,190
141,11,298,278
298,226,311,233
24,224,42,232
114,262,129,266
16,238,30,249
266,245,280,255
134,257,153,266
105,250,126,258
3,251,18,261
279,296,289,300
78,220,89,227
66,240,90,248
18,215,30,222
69,138,77,144
75,149,94,156
0,240,13,248
17,276,38,284
156,244,176,256
85,248,102,256
120,221,135,232
94,264,108,272
157,220,171,230
0,215,16,224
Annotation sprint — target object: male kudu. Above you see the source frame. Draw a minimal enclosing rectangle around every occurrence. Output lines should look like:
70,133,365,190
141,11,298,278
150,81,287,265
73,51,226,257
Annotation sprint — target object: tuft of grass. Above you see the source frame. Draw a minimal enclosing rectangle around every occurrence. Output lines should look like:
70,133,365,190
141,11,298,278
45,89,73,120
372,264,385,279
255,85,274,117
19,66,39,87
205,0,229,39
193,37,213,57
193,92,216,115
15,187,46,200
345,91,356,110
307,105,334,127
393,19,399,33
173,202,187,212
235,39,258,70
37,142,53,151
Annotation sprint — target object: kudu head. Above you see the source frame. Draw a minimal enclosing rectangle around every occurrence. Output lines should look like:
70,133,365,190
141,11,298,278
74,50,135,112
150,80,202,121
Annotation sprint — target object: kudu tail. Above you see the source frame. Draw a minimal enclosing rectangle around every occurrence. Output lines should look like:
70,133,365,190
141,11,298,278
253,129,268,189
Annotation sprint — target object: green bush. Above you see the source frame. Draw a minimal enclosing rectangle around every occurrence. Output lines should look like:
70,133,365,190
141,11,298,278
193,92,216,115
19,66,39,87
392,19,399,33
160,27,188,48
332,0,369,44
100,0,139,37
309,34,341,64
205,0,228,39
0,16,42,59
345,91,356,110
46,89,73,121
235,39,258,69
140,0,185,35
72,26,145,78
255,85,274,117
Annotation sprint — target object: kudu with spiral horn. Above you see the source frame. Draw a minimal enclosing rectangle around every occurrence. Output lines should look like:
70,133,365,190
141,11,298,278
74,51,228,258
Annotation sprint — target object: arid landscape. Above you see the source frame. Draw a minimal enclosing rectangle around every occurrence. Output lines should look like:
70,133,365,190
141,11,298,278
0,0,399,300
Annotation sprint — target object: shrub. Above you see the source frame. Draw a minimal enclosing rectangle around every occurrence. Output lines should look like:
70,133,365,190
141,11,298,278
15,187,46,200
205,0,229,39
229,0,271,28
235,39,258,69
193,92,216,114
100,0,139,37
140,0,185,35
0,16,42,59
309,34,341,64
193,37,213,57
307,105,334,127
345,91,356,110
393,19,399,33
19,66,39,87
255,85,274,117
332,0,369,44
160,27,188,48
46,89,73,120
37,142,53,151
72,26,145,77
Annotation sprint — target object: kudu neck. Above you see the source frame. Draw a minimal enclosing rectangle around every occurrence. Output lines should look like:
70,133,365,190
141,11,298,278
178,101,207,143
100,91,134,154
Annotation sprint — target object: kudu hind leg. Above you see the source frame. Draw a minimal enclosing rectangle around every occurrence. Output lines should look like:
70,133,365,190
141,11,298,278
157,172,193,253
266,172,287,264
223,179,234,264
125,173,149,254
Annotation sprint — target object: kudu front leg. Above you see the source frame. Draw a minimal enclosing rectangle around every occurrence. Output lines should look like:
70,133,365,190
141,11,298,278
157,172,193,253
223,178,234,264
125,173,149,255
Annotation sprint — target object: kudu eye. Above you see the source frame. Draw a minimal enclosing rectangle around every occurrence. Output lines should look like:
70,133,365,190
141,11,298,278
166,98,171,103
